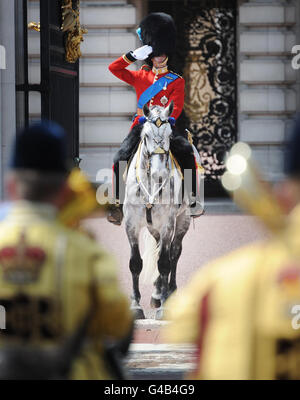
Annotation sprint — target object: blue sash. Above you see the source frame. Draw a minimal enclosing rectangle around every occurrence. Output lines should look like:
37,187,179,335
137,72,179,109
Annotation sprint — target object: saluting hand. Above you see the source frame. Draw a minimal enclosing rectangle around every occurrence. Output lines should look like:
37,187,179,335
131,45,153,60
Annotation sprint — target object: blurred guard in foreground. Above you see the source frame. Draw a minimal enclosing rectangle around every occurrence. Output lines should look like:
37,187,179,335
163,118,300,380
0,121,133,379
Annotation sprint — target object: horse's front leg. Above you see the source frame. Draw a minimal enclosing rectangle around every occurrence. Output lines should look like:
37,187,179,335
155,225,174,320
151,275,162,309
126,226,145,319
169,211,191,295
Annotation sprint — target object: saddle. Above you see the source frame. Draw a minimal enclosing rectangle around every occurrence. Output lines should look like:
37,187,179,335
122,144,139,182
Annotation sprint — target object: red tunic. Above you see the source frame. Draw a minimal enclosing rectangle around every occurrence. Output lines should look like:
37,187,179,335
108,54,185,128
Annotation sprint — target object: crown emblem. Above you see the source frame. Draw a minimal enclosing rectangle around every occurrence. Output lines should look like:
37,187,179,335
0,231,46,284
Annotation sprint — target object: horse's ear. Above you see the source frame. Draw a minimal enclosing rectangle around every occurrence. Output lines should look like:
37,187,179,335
143,103,150,118
165,100,174,118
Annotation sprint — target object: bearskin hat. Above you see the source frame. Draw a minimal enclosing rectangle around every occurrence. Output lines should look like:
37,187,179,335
11,120,68,173
139,12,176,57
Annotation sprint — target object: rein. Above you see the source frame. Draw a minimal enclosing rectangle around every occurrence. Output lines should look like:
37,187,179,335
135,139,168,207
135,136,183,210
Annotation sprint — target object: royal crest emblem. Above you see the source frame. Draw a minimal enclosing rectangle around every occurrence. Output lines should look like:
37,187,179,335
0,231,47,284
160,95,168,106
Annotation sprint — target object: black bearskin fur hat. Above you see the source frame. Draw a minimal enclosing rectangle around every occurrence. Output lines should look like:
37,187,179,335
11,120,68,173
139,12,176,58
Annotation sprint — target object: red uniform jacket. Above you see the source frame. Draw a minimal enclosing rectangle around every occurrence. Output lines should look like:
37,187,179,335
108,54,185,128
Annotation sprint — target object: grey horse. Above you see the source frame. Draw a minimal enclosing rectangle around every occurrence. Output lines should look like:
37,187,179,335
123,101,191,320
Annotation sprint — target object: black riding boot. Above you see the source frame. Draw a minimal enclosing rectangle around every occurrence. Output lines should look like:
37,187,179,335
107,203,123,226
107,162,123,226
170,134,204,218
107,124,142,226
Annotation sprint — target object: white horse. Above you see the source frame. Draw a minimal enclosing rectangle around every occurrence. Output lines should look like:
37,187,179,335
123,101,191,320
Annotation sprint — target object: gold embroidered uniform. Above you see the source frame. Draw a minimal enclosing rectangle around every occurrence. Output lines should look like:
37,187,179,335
0,201,132,380
164,204,300,380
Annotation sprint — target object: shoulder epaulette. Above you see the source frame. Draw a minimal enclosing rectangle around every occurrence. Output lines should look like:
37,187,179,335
140,64,151,71
170,70,183,79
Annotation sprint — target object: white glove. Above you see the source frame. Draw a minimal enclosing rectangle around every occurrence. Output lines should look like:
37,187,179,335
131,45,153,60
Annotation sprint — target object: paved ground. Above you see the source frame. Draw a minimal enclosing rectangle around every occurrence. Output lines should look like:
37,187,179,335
84,212,270,379
84,213,270,319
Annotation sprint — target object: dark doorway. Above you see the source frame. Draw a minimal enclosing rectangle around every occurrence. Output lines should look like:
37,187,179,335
15,0,79,163
149,0,237,197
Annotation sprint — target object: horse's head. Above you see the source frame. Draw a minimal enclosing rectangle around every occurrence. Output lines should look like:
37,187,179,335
141,101,174,156
140,101,174,184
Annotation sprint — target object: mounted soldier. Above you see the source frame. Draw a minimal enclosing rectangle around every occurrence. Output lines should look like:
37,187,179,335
107,12,204,225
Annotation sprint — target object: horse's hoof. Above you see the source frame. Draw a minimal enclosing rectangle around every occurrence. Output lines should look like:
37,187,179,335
155,308,164,320
150,296,161,309
132,308,145,320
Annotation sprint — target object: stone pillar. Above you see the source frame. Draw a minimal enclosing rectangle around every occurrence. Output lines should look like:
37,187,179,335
238,0,297,183
0,0,16,199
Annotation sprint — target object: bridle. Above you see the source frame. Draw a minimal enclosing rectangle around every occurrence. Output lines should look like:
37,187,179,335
144,116,170,156
136,118,172,207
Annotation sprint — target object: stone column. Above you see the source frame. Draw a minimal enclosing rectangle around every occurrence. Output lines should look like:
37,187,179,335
0,0,16,199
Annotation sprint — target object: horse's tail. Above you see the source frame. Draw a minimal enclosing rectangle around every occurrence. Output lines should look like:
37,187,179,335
140,229,161,285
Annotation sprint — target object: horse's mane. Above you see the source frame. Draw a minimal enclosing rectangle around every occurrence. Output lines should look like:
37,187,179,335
143,105,168,124
147,105,165,115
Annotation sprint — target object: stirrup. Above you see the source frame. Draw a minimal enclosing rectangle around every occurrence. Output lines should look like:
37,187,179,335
107,202,123,226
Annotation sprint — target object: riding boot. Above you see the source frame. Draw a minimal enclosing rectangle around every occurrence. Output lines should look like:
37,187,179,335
107,202,123,226
189,151,205,218
107,124,142,226
170,137,204,218
107,162,124,226
188,156,204,218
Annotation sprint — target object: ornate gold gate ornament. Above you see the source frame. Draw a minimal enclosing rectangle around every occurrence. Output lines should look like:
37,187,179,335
28,1,87,64
28,22,41,32
61,0,88,63
184,51,216,122
180,5,236,181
